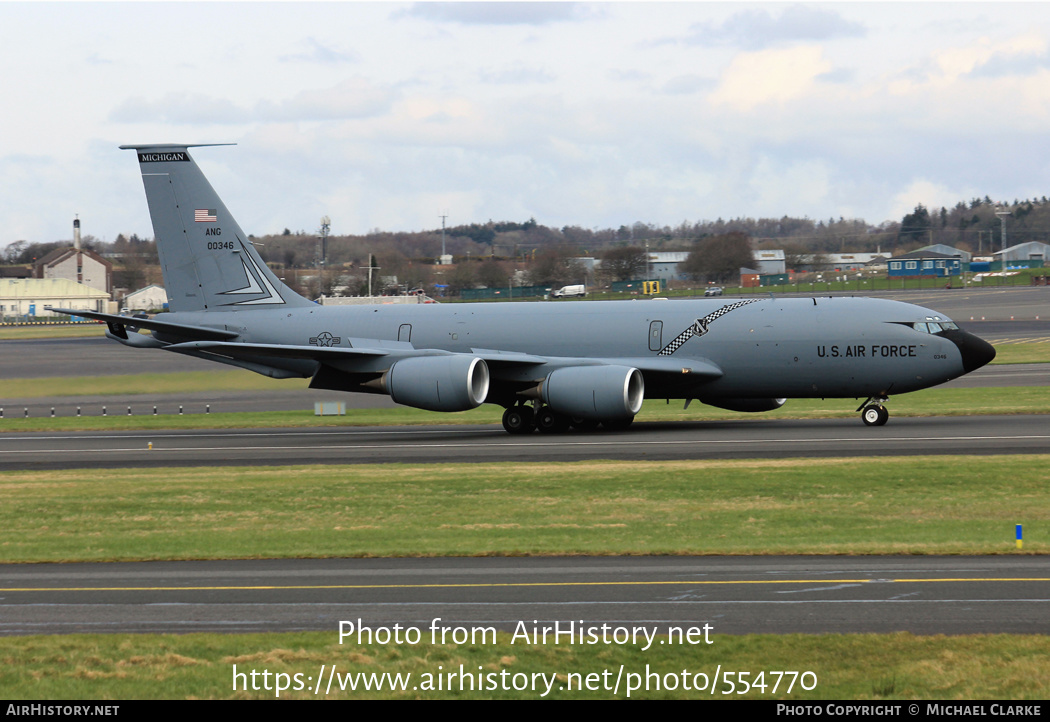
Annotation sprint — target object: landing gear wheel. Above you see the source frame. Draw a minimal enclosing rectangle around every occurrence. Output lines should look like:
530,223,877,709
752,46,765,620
861,405,889,426
502,406,534,434
535,406,571,434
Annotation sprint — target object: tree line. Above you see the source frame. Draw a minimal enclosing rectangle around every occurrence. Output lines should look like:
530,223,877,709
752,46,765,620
5,194,1050,297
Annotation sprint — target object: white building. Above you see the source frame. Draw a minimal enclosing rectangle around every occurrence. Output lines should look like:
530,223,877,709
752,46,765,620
995,242,1050,265
33,247,112,295
914,244,972,263
647,251,690,281
123,284,168,311
0,278,111,319
825,253,887,270
754,250,786,275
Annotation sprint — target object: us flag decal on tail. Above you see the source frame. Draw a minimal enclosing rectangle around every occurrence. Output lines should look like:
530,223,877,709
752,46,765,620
195,209,218,222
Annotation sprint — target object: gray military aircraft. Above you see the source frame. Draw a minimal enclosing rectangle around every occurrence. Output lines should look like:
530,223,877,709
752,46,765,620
54,144,996,433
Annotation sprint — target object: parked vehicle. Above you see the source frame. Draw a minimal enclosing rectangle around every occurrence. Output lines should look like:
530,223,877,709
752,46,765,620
551,284,586,298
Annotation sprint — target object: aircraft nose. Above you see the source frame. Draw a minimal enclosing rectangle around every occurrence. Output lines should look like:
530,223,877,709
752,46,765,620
942,328,996,373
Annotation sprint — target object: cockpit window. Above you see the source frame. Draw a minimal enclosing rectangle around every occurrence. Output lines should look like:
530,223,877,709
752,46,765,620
910,320,958,334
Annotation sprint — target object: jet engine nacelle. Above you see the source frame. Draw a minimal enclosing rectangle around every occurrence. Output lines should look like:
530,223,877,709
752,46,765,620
703,397,787,413
387,355,490,412
541,365,644,420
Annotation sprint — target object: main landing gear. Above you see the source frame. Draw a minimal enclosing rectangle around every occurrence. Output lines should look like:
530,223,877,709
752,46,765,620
501,403,632,435
857,396,889,426
501,404,534,434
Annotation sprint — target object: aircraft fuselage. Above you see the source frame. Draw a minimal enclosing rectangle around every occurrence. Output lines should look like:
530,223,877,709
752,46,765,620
157,295,988,402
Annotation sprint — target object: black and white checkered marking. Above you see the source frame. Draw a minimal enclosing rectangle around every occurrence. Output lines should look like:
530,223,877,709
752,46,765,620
658,299,759,356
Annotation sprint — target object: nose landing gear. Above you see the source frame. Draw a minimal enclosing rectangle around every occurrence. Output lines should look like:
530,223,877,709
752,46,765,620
857,396,889,426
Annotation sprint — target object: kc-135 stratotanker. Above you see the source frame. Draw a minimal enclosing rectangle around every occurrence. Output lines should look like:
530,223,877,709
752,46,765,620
54,145,996,434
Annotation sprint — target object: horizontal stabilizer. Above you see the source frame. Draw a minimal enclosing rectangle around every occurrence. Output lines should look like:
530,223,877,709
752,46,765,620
166,340,462,363
166,341,393,360
46,308,239,341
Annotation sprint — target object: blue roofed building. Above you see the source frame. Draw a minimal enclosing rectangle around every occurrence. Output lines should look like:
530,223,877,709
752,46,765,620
887,250,962,278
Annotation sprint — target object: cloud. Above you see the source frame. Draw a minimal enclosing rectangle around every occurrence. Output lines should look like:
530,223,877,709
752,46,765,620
683,5,865,51
260,77,398,121
969,51,1050,78
280,38,360,65
818,67,856,84
399,2,588,26
709,46,832,111
478,65,555,85
661,74,713,95
607,69,651,84
932,33,1047,82
888,180,967,223
109,93,250,125
112,78,397,125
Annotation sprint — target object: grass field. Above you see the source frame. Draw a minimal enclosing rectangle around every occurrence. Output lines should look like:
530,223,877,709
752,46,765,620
0,456,1044,562
991,342,1050,364
0,323,103,340
5,368,309,399
1,631,1046,699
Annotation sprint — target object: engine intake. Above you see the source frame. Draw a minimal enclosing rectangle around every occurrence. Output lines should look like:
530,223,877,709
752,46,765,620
387,356,489,412
541,365,644,420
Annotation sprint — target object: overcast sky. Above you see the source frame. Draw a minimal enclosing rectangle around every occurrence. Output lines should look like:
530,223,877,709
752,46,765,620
3,1,1050,246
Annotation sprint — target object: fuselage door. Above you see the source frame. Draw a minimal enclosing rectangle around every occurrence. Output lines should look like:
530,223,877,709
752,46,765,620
398,324,412,342
649,320,663,351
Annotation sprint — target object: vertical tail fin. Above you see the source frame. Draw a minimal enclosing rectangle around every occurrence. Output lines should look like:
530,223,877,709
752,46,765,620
120,144,314,312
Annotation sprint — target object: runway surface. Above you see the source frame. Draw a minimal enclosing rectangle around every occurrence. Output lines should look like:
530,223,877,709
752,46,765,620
0,415,1045,470
1,556,1046,636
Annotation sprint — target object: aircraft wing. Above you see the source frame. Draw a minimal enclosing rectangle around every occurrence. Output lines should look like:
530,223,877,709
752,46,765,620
606,356,723,379
45,307,239,341
469,349,548,366
470,349,722,377
167,341,722,377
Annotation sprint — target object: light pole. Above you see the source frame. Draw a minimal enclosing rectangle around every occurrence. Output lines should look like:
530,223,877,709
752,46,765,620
995,208,1011,285
439,210,448,261
318,216,330,300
